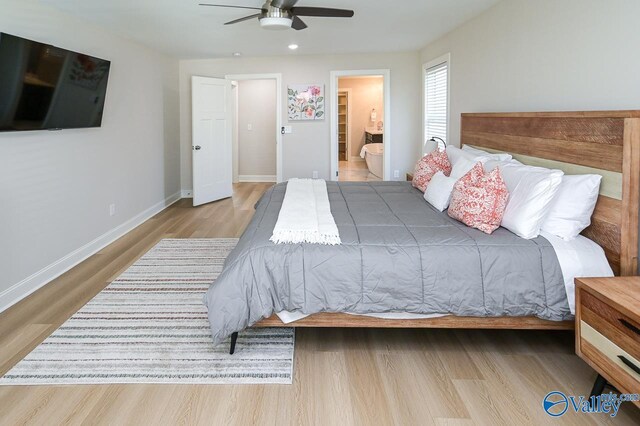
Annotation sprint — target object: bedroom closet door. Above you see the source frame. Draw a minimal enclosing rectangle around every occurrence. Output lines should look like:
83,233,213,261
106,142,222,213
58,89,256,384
191,76,233,206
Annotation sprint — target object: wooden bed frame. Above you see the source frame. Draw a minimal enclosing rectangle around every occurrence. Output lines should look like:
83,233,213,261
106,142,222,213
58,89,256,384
252,111,640,333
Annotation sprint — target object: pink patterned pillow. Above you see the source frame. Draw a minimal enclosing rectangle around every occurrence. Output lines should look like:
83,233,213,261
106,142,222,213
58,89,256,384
412,151,452,192
448,163,509,234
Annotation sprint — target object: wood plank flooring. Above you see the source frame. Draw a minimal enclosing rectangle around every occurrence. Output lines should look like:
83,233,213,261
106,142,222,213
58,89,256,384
1,183,639,425
339,160,381,182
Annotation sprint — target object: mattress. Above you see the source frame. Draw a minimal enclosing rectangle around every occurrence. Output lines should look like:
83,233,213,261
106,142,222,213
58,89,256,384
276,230,613,323
540,231,613,313
204,181,572,345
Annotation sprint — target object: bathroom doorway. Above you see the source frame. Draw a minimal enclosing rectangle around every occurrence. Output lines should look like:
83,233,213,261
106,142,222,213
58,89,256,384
330,69,390,181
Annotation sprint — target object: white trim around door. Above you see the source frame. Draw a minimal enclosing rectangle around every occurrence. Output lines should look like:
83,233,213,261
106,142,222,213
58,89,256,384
226,73,283,183
330,69,391,181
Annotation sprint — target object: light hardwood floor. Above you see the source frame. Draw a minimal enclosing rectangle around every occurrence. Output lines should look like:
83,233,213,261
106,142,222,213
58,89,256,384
339,160,381,182
1,183,639,425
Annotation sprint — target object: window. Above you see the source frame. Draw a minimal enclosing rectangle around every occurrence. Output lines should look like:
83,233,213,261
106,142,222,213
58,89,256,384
423,55,449,151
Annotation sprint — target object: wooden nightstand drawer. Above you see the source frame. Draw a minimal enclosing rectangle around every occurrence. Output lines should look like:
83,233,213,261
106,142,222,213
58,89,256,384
580,321,640,393
580,290,640,361
575,277,640,398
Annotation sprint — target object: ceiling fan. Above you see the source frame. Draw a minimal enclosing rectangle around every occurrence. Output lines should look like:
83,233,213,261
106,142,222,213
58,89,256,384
199,0,355,31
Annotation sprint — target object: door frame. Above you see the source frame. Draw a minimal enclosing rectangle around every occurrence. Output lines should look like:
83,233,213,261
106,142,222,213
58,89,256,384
330,69,391,181
230,81,239,183
226,73,283,183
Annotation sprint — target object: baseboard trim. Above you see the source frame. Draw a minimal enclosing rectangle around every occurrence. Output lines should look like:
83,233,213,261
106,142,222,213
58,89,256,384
0,191,183,313
239,175,277,183
181,189,193,198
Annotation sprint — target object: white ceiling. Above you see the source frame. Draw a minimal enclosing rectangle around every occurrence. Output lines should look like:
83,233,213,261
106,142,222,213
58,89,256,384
42,0,499,59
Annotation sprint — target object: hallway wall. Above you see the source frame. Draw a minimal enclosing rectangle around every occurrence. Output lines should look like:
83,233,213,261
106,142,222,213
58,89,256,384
237,79,277,180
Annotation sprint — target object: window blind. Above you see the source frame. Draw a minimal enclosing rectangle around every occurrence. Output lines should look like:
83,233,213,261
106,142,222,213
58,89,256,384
424,61,448,150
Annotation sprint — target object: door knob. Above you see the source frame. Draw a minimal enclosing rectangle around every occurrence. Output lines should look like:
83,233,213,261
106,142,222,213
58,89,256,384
193,145,201,150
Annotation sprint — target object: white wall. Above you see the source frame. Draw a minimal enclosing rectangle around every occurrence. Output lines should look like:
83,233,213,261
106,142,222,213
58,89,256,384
420,0,640,147
237,79,277,178
0,0,180,309
179,52,421,187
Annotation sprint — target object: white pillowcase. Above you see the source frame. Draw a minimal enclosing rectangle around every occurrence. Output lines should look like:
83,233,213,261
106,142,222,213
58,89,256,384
499,163,564,239
462,145,513,162
450,157,478,180
446,145,484,167
483,158,523,173
423,171,457,211
541,174,602,241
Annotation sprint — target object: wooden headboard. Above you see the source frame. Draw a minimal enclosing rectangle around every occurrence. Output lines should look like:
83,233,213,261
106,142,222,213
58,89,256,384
461,111,640,276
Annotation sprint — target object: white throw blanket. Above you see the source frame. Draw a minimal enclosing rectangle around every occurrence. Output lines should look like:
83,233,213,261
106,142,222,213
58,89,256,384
270,178,341,245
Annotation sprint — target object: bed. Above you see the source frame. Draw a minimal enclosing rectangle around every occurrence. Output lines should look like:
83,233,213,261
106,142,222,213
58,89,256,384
204,110,640,347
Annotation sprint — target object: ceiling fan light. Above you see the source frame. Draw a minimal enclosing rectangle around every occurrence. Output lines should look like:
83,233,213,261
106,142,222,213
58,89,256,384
259,17,292,30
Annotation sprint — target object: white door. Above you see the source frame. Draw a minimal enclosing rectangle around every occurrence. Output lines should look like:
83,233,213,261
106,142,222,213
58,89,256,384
192,76,232,206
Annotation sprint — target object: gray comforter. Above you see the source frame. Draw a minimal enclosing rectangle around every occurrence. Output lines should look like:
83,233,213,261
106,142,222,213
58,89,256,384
204,182,571,345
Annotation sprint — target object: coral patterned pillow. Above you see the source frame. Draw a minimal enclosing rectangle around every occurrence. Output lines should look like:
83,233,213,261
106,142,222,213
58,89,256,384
412,150,452,192
448,162,509,234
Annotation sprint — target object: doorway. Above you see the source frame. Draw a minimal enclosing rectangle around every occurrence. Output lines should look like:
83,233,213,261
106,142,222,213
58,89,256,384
227,73,283,183
330,69,391,181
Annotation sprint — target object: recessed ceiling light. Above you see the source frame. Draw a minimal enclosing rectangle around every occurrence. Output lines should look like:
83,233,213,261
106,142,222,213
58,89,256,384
288,44,299,50
232,52,242,57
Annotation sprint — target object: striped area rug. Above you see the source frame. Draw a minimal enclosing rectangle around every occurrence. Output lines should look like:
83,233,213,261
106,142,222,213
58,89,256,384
0,239,294,385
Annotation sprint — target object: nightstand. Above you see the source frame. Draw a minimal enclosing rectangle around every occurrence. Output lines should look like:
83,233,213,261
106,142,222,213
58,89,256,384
575,277,640,402
406,173,413,182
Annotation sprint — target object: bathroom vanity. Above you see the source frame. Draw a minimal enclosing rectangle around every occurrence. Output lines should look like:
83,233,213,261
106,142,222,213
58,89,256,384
365,127,383,144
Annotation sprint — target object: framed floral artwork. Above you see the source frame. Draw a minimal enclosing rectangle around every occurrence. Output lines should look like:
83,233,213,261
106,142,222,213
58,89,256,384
287,84,324,121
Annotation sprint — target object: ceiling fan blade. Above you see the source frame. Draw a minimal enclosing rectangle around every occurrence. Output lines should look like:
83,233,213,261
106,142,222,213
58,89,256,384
199,3,262,10
289,7,354,18
224,13,261,25
291,16,307,30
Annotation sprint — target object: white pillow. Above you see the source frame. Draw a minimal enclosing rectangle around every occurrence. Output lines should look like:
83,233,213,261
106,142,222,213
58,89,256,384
499,163,564,239
462,145,513,162
446,145,487,167
483,158,523,173
541,174,602,241
423,171,457,211
450,157,478,180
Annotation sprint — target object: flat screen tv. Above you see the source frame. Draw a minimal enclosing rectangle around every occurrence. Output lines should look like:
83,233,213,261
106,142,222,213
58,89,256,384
0,33,111,132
